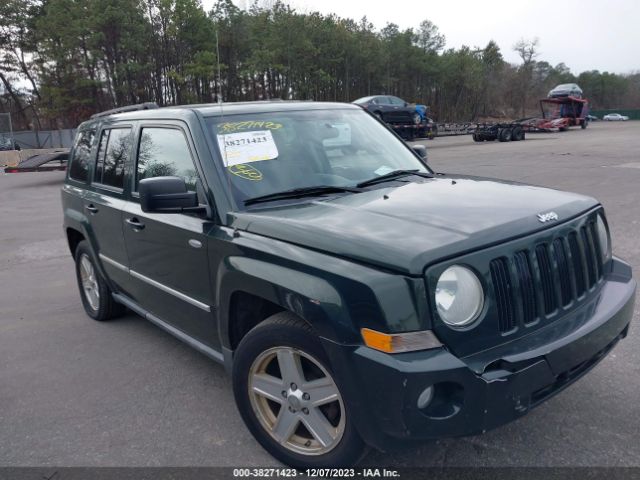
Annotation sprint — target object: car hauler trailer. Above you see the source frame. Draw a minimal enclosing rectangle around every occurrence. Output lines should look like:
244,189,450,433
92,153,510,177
536,96,589,131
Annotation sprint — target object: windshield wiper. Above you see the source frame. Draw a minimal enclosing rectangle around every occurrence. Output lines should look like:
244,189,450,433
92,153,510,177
356,169,433,188
244,185,362,206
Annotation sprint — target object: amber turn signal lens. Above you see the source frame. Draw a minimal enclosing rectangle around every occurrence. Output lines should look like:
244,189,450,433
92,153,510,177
360,328,442,354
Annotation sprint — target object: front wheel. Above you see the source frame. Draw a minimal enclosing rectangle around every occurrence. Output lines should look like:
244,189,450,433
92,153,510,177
232,312,366,468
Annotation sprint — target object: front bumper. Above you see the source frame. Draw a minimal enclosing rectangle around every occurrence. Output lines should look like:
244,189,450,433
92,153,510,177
325,257,635,451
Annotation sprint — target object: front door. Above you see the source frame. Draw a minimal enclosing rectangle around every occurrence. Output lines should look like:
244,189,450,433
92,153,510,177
121,125,216,345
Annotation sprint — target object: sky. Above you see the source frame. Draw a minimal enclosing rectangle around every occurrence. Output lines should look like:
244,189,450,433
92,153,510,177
202,0,640,74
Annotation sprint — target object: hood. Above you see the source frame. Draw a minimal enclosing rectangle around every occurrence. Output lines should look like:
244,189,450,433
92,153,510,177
229,176,599,275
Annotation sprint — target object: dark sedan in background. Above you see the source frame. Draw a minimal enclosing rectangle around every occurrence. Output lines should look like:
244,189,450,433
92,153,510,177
353,95,421,125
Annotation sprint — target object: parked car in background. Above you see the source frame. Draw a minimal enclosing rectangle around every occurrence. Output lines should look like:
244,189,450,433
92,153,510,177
603,113,629,121
548,83,583,99
586,114,599,121
353,95,421,125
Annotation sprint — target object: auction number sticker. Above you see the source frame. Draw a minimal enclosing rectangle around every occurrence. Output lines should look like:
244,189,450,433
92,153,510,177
217,130,279,167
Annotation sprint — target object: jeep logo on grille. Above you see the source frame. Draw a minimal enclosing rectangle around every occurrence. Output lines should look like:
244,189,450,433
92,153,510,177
537,211,559,223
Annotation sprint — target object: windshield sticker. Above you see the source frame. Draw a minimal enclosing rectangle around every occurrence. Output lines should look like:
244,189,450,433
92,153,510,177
228,164,263,181
217,130,279,167
374,165,395,176
218,121,283,134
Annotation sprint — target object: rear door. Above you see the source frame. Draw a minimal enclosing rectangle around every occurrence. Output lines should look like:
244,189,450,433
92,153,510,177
121,123,215,344
85,125,133,291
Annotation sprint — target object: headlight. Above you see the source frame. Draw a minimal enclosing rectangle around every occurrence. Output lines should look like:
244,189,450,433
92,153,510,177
435,265,484,327
596,214,611,262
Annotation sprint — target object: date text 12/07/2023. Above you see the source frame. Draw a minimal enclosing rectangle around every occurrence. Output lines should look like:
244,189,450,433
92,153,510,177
232,468,401,478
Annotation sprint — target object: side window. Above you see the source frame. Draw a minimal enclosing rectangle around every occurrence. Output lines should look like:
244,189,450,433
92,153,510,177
68,129,95,182
136,127,198,191
94,127,131,189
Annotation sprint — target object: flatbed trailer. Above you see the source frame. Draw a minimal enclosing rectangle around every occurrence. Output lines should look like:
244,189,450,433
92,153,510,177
4,150,69,173
472,122,526,142
389,122,436,140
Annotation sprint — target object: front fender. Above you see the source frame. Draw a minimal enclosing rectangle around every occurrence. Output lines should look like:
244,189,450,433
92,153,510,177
214,230,429,350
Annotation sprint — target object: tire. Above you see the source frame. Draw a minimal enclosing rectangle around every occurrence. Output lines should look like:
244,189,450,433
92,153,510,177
74,241,125,321
412,112,422,125
233,312,367,468
498,128,512,142
472,132,482,142
581,120,588,129
512,126,525,141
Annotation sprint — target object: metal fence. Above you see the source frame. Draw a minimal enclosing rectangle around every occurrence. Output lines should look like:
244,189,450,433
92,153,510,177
590,109,640,120
12,128,76,149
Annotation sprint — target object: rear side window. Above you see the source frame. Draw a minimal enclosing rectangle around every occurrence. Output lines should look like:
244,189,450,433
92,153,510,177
94,127,132,189
136,127,198,191
68,129,95,182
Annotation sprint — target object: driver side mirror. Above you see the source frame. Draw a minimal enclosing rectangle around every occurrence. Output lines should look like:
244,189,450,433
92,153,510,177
139,176,204,213
411,144,427,160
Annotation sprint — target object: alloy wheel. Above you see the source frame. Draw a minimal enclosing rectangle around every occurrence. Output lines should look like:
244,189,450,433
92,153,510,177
248,346,345,456
79,254,100,310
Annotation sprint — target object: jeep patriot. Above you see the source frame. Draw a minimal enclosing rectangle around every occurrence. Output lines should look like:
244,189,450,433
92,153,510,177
61,101,636,467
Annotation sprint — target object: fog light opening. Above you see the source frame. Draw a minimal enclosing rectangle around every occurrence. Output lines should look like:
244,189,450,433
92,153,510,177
418,382,464,419
417,386,434,409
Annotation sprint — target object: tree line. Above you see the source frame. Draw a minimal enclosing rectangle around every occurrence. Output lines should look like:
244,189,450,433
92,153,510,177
1,0,639,130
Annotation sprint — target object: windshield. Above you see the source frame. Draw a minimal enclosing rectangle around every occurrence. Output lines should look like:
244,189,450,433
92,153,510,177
206,108,430,208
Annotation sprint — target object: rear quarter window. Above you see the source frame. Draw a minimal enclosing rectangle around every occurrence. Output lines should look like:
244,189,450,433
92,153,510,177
68,129,96,182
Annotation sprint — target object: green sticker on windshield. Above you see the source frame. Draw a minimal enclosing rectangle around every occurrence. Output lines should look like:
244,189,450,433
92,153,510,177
228,164,263,181
219,121,283,134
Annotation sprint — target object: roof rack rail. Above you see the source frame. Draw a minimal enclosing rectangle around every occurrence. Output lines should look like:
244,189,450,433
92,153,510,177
90,102,159,119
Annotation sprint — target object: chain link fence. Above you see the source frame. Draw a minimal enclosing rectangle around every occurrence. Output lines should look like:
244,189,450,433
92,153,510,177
13,128,76,149
1,113,75,150
0,113,16,150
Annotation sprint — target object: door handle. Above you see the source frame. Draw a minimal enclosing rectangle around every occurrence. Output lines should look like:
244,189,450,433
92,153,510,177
125,217,145,230
85,204,99,214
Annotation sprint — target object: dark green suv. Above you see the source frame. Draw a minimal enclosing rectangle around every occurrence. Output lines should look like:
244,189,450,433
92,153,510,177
62,101,636,468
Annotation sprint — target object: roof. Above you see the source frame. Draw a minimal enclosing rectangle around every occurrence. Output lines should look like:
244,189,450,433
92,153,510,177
80,101,360,128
